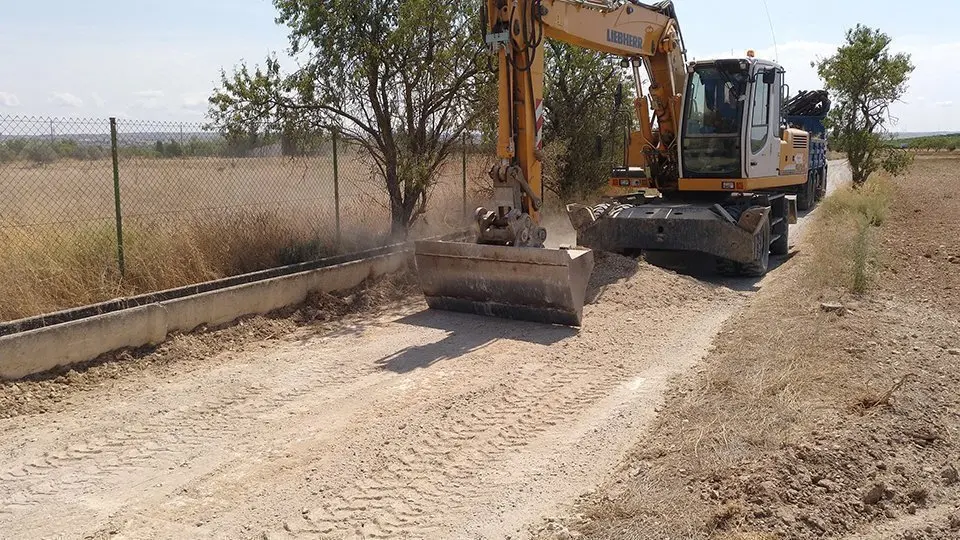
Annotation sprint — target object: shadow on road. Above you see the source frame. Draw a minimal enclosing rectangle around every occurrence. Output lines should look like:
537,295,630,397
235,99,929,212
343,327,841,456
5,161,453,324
375,309,577,374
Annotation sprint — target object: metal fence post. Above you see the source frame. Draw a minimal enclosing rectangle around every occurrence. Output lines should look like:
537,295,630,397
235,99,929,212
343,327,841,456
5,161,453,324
109,118,125,276
333,131,341,249
462,132,468,220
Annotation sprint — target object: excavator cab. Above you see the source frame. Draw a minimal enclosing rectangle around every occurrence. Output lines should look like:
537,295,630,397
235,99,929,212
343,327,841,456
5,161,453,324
679,58,785,182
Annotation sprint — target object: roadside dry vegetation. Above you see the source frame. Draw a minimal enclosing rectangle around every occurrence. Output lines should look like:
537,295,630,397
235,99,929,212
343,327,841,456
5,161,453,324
812,172,894,293
0,154,488,321
551,156,960,540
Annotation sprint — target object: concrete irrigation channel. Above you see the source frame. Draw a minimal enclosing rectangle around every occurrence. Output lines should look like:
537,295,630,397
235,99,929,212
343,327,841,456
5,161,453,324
0,163,849,539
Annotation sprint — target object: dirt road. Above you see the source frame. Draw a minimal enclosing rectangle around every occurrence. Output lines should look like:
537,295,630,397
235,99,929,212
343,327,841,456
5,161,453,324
0,163,847,540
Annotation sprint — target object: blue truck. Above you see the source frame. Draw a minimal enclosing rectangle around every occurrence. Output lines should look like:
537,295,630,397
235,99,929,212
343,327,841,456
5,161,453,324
784,90,831,210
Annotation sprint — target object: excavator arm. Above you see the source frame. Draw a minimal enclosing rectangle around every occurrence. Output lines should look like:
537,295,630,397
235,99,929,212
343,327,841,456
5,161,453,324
482,0,687,246
415,0,687,327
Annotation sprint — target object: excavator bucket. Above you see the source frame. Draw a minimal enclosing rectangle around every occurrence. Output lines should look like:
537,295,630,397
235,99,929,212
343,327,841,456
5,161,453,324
414,241,595,327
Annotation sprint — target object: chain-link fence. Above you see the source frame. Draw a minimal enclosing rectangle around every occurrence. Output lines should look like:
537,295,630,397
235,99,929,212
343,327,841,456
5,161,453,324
0,115,491,321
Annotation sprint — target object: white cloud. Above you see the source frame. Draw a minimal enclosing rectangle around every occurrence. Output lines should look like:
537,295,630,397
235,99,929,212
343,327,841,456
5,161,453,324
180,93,208,111
50,92,83,107
91,92,106,108
0,91,20,107
133,90,165,110
936,101,954,107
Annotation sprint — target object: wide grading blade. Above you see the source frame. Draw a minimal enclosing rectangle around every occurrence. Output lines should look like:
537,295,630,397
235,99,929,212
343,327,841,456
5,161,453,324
414,241,595,327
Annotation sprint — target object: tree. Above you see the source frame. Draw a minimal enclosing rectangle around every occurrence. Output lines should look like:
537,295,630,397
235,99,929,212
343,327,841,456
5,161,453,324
164,140,184,158
51,139,79,159
542,42,631,202
208,0,486,237
280,113,325,157
21,142,58,165
818,25,915,185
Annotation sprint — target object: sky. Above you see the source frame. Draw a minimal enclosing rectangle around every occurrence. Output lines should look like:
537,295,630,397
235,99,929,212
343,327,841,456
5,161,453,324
0,0,957,132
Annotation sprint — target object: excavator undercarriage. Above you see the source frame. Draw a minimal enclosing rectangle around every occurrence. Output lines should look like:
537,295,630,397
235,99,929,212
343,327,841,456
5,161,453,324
568,192,797,276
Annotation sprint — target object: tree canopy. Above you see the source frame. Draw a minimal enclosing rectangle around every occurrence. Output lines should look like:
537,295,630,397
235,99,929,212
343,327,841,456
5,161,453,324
209,0,488,236
542,42,631,202
818,25,915,185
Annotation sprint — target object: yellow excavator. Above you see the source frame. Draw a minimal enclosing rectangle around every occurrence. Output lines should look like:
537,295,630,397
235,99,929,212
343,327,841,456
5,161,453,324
415,0,825,326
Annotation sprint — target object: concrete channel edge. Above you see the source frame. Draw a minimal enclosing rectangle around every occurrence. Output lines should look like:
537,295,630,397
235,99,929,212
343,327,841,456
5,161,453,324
0,250,410,380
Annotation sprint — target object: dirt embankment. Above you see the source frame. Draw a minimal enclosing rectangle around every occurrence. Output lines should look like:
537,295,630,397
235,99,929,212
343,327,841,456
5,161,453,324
555,157,960,540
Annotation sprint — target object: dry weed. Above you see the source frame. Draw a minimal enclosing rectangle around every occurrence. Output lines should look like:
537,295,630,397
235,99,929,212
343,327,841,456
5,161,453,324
809,173,893,294
1,153,484,322
857,372,918,410
0,211,346,321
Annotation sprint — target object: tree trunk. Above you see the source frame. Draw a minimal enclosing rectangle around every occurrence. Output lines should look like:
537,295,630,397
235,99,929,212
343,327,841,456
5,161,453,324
383,154,408,241
390,208,408,240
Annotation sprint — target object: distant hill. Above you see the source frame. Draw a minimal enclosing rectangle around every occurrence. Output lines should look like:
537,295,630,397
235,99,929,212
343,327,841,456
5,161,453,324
0,131,219,147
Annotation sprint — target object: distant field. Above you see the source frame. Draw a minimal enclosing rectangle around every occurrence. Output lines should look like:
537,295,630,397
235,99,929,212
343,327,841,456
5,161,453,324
0,151,493,321
889,133,960,151
1,151,489,235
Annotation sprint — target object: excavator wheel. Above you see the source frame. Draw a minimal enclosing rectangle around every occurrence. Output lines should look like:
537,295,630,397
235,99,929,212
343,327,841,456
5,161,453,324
797,170,817,211
715,206,771,277
740,215,771,277
815,167,828,201
770,197,790,256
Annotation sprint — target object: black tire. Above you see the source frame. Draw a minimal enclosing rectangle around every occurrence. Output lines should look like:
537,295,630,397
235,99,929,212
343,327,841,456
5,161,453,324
741,214,771,277
715,257,741,277
770,221,789,256
770,196,789,256
715,208,772,277
797,170,816,211
815,167,828,201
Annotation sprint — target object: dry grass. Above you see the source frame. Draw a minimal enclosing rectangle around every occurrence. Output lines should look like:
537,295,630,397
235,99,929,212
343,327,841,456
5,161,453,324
810,174,894,294
0,153,488,322
0,212,343,321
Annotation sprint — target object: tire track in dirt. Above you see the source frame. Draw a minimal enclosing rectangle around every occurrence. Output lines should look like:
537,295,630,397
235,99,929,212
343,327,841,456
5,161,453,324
0,326,423,533
262,283,736,539
281,361,630,538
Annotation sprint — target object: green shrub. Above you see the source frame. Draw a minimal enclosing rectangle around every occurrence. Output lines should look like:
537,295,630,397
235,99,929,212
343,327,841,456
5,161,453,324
21,142,58,165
